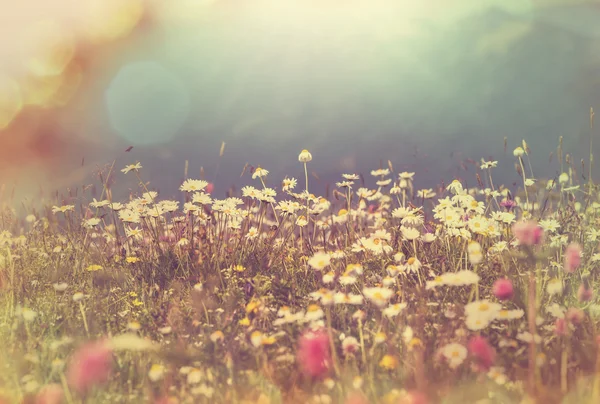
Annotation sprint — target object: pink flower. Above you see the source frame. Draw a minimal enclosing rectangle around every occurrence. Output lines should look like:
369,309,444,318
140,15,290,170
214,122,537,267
206,183,214,194
35,384,64,404
578,284,593,302
297,328,332,379
67,339,113,395
554,318,568,336
500,199,517,210
564,243,582,273
492,279,513,300
566,308,585,325
512,220,544,246
467,335,496,371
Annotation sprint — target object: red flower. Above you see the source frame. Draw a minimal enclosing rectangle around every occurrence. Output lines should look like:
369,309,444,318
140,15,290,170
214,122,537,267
554,318,568,336
66,339,113,395
578,284,593,302
467,335,496,371
492,278,513,300
564,243,582,274
512,221,544,246
297,328,332,379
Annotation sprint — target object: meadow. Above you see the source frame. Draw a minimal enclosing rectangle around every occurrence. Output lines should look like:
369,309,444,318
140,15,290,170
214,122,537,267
1,138,600,404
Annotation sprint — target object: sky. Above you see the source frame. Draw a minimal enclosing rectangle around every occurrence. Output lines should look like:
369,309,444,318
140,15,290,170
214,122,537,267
1,0,600,207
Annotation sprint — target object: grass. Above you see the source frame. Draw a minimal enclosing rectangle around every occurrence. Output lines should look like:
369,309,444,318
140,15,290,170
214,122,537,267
1,139,600,404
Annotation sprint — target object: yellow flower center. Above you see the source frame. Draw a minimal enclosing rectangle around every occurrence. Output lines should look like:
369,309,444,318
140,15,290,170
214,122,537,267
407,257,416,265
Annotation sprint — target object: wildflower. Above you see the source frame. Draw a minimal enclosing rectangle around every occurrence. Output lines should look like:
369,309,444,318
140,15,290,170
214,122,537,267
488,367,507,385
245,227,259,240
148,364,165,382
333,293,363,305
187,368,203,384
512,220,544,246
308,251,331,271
546,278,563,296
513,147,525,157
67,339,113,394
305,305,325,322
128,321,141,331
71,292,86,303
192,192,212,205
401,226,420,241
121,162,142,174
496,309,524,321
296,216,308,227
452,270,480,286
363,287,394,307
578,283,593,302
382,303,407,318
250,331,265,348
426,276,444,290
492,279,514,300
481,160,498,169
441,343,468,368
558,172,569,183
21,308,37,322
282,177,297,192
52,205,75,214
252,166,269,179
86,264,102,272
564,243,582,273
516,332,542,344
377,354,397,371
421,233,436,243
374,331,387,344
566,308,585,324
371,168,390,177
341,336,359,356
52,283,68,292
402,257,422,274
310,289,335,306
465,300,501,318
539,219,560,233
467,241,483,265
297,328,331,378
299,149,313,163
322,271,335,284
468,335,496,371
180,179,208,192
554,318,568,336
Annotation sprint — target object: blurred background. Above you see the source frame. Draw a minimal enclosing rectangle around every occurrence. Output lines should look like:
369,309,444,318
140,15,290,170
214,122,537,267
1,0,600,206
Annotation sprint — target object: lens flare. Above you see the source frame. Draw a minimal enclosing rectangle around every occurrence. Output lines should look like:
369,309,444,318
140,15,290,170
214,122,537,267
106,61,191,145
0,74,23,130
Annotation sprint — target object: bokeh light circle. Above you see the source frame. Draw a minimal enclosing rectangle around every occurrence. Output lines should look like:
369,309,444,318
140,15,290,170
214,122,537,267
105,61,191,145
